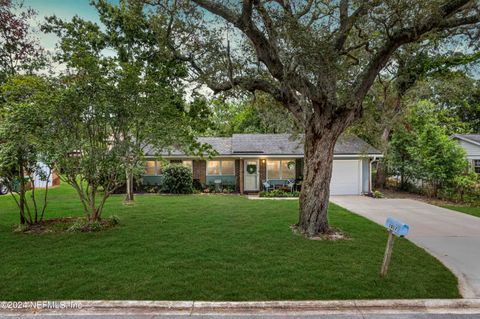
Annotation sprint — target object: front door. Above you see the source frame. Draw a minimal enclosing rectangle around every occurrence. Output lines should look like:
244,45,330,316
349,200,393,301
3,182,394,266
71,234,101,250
244,159,259,191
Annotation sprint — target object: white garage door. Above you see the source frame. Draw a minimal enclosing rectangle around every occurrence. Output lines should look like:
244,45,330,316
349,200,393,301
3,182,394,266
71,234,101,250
330,160,361,195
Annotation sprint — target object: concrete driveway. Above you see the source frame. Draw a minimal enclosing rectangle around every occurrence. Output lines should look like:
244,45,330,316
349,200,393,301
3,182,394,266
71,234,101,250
330,196,480,298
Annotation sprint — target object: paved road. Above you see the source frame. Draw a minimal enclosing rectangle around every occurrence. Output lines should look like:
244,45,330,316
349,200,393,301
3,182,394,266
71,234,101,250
331,196,480,298
1,315,480,319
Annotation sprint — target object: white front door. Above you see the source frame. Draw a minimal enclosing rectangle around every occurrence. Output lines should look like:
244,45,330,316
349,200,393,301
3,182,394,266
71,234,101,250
244,159,259,191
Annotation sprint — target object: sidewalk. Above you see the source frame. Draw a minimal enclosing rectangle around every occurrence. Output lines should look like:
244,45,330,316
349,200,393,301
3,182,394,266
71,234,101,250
1,299,480,317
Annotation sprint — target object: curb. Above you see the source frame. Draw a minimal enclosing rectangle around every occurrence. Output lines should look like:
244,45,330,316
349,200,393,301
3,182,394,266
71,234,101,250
1,299,480,316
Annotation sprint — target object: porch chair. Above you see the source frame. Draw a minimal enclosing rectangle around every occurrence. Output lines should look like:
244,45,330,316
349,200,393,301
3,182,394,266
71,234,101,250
287,179,295,192
262,180,273,192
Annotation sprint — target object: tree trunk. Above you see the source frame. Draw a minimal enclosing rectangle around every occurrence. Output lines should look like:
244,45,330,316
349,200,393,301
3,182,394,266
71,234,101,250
375,127,391,189
18,163,26,225
125,168,134,202
376,161,387,190
296,126,341,237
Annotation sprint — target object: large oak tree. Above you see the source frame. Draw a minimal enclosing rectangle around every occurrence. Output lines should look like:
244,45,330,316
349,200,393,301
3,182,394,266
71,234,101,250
155,0,480,236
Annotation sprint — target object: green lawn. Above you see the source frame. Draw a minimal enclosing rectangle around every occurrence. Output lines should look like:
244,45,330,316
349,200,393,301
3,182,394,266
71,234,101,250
442,205,480,218
0,185,459,301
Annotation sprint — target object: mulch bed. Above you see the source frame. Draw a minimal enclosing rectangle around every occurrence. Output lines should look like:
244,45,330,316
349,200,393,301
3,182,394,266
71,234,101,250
381,188,470,207
14,216,118,234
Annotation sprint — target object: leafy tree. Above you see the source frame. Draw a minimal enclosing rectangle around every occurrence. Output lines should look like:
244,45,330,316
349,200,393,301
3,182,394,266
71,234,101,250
409,72,480,134
453,172,479,202
0,75,56,224
0,0,46,85
207,93,296,136
39,15,130,221
156,0,480,236
43,0,212,208
92,0,211,201
388,124,416,190
0,1,49,225
410,121,467,197
351,51,480,189
389,101,468,196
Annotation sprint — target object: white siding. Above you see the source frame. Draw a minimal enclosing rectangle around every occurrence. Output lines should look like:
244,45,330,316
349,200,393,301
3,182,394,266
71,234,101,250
32,162,54,189
457,140,480,158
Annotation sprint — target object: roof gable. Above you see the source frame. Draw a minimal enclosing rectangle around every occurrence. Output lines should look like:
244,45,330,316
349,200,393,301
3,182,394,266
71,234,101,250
451,134,480,147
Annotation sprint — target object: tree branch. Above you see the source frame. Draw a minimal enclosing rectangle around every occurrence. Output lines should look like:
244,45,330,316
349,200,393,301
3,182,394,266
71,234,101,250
334,1,382,52
353,0,478,105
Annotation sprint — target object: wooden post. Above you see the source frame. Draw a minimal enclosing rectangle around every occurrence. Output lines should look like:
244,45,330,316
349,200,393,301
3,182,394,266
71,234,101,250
380,231,395,277
239,159,244,194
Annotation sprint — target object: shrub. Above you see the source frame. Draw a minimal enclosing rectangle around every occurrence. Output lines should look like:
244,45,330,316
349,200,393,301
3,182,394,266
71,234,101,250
162,164,193,194
222,185,235,193
13,223,30,233
145,185,160,193
260,189,300,198
192,179,204,191
373,190,384,198
108,215,121,226
67,215,120,232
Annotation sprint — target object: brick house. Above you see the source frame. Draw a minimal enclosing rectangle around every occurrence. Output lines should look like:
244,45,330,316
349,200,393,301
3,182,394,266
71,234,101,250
141,133,381,195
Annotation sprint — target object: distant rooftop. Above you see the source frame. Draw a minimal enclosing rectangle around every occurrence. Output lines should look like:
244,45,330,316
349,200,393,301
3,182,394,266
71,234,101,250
451,134,480,145
145,133,381,157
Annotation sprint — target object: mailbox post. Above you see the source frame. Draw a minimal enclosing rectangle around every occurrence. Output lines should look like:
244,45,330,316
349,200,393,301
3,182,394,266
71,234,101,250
381,217,409,277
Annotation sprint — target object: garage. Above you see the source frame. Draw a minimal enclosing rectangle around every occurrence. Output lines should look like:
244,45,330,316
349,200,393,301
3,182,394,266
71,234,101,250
330,160,362,195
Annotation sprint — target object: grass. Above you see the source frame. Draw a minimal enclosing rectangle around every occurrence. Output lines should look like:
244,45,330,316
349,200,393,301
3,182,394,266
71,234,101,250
0,184,459,301
441,205,480,218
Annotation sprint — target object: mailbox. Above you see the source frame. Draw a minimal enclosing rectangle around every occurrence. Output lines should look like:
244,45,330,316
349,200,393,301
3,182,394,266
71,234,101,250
384,217,409,237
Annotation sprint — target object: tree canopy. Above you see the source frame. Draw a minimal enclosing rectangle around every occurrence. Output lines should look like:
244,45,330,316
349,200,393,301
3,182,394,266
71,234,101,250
153,0,480,236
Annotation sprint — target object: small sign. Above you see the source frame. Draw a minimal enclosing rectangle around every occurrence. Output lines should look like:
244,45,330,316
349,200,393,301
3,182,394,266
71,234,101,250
384,217,409,237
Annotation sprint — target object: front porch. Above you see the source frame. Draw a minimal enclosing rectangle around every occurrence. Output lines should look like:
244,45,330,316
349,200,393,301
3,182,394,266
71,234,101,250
141,157,303,194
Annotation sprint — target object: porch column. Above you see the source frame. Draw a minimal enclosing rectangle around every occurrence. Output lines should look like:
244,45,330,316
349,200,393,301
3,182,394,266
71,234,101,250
193,160,206,185
259,159,266,190
235,159,241,192
239,159,244,194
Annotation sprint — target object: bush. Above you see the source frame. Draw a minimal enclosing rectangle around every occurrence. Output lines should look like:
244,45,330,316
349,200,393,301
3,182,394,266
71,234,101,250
259,189,300,198
192,179,204,191
67,215,120,232
162,164,193,194
373,190,384,198
222,185,235,193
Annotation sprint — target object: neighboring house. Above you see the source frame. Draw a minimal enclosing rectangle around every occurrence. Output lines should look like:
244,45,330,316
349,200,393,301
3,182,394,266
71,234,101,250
142,134,381,196
451,134,480,173
32,162,61,189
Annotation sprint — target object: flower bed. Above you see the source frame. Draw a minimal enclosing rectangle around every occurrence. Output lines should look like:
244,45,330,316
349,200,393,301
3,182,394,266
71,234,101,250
259,189,300,198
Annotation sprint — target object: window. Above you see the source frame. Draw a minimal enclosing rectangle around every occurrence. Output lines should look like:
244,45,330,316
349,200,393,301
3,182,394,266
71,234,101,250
267,160,281,179
282,160,296,179
182,160,193,171
267,160,296,179
221,160,234,175
207,161,220,175
206,160,235,175
145,161,158,175
474,160,480,174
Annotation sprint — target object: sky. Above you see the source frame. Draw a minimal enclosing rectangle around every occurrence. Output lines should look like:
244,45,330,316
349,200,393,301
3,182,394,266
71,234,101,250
23,0,106,52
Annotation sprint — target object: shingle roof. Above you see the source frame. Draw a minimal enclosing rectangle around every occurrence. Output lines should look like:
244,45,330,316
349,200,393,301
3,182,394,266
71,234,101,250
452,134,480,145
198,137,232,155
232,134,303,155
147,133,381,157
